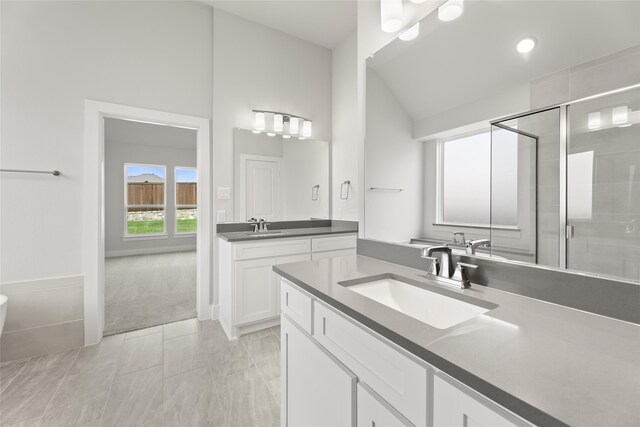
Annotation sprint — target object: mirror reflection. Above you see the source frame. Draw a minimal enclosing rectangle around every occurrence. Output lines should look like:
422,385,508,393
233,128,330,222
364,0,640,282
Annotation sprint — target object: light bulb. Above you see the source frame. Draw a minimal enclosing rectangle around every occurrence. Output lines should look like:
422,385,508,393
254,112,265,131
289,117,299,135
381,0,403,33
283,134,291,139
612,106,628,125
399,22,420,41
274,114,283,132
588,112,601,130
438,0,463,22
267,133,276,137
302,120,312,138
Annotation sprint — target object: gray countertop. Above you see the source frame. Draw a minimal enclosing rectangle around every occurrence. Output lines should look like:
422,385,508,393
273,255,640,427
217,226,357,242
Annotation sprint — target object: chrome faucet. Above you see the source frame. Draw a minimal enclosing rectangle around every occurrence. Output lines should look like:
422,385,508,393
422,246,454,279
466,239,491,255
247,218,259,232
258,218,270,232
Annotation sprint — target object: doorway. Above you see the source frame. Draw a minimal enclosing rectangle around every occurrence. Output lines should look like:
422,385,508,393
83,100,211,345
103,119,198,334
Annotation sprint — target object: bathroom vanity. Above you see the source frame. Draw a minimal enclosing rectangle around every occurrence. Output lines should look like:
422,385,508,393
217,227,357,339
275,254,640,427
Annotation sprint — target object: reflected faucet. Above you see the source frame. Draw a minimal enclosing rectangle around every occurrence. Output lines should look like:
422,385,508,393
453,232,466,246
466,239,491,255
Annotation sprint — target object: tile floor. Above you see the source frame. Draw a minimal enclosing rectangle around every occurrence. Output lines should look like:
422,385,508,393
0,319,280,426
104,252,197,335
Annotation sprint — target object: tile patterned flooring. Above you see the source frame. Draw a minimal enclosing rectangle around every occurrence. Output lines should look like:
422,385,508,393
104,252,197,335
0,319,280,426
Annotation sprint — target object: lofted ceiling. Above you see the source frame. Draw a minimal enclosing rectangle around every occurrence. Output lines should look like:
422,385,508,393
202,0,357,49
368,0,640,122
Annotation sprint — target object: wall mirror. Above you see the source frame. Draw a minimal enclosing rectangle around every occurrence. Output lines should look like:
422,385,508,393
364,0,640,282
233,128,330,222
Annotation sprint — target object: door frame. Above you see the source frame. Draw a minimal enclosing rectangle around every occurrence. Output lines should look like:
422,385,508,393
83,100,212,345
239,154,282,222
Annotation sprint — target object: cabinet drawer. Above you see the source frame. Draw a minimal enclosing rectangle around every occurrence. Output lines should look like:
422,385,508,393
313,301,428,426
281,279,313,334
311,248,355,261
311,234,357,253
234,238,310,260
434,374,525,427
358,383,414,427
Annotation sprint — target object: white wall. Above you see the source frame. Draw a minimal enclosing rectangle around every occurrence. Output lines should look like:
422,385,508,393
104,138,197,257
213,9,332,223
365,69,423,243
0,1,213,284
331,33,359,221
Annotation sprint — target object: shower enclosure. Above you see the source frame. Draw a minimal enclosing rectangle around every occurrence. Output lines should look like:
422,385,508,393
490,84,640,283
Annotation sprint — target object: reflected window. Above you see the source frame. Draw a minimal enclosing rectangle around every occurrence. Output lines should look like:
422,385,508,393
438,131,518,227
125,164,166,235
175,167,197,234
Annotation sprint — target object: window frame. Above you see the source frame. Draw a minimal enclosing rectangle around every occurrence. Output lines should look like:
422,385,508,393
123,162,168,238
174,166,198,235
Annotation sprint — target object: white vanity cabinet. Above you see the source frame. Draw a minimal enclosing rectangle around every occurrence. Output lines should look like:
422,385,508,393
281,315,357,427
281,279,532,427
218,233,356,339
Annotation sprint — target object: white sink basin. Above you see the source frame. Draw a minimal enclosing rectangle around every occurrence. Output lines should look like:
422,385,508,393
345,276,494,329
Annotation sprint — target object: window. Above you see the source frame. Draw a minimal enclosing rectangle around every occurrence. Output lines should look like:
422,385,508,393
125,164,166,235
437,130,518,227
175,167,197,234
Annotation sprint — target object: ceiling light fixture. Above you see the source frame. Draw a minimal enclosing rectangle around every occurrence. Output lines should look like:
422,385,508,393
516,36,537,54
438,0,463,22
252,110,311,139
399,22,420,41
588,112,601,130
381,0,403,33
612,106,628,125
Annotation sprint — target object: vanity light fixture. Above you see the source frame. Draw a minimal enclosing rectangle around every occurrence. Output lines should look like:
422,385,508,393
381,0,403,33
438,0,463,22
587,112,601,130
252,110,312,138
612,106,628,125
516,36,537,54
399,22,420,41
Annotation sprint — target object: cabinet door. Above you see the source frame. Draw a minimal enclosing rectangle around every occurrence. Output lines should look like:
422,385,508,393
275,254,312,315
358,383,414,427
434,375,522,427
282,315,356,427
234,257,277,325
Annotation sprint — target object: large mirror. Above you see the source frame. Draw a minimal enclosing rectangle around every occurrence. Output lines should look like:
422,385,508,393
365,0,640,282
234,128,330,222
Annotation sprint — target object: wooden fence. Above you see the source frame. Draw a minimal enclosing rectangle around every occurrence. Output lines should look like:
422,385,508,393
127,183,196,206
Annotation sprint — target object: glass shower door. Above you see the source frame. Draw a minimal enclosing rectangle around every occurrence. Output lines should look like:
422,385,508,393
566,87,640,282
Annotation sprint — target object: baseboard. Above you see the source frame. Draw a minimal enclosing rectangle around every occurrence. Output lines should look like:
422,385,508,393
105,245,196,258
210,304,220,320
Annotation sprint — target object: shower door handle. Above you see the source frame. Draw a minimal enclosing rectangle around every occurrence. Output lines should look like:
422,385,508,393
566,225,575,239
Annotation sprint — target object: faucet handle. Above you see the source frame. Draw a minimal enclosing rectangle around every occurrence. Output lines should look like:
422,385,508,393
420,249,440,276
454,262,478,289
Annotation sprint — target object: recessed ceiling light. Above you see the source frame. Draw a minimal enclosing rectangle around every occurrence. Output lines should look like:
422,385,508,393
438,0,463,22
399,22,420,41
517,37,537,54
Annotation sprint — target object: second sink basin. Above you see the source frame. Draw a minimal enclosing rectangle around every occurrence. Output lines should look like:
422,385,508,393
340,274,497,329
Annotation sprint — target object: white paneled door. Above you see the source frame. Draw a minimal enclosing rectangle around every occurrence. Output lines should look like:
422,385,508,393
242,155,281,221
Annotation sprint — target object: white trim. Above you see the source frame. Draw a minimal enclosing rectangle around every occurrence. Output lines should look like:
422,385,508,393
0,275,84,294
238,154,283,221
173,233,196,239
105,245,196,258
84,100,212,346
121,234,168,241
